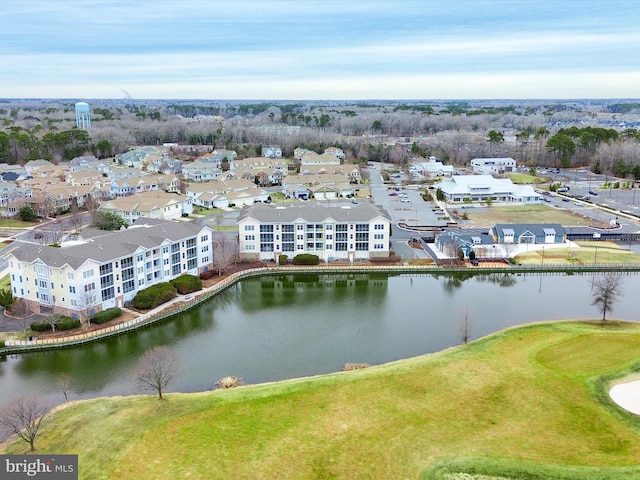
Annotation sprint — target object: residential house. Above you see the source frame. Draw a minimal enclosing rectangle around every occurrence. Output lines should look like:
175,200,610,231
7,218,214,316
99,191,193,224
237,202,391,262
181,161,222,182
261,145,282,158
324,147,346,160
24,159,55,177
146,157,182,175
185,178,269,208
281,173,356,199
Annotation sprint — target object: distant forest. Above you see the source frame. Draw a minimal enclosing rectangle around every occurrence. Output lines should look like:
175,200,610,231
2,98,640,178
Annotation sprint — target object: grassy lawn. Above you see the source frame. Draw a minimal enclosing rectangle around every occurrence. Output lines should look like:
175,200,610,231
516,241,640,265
4,322,640,479
506,173,544,184
0,274,10,289
464,204,605,227
0,218,38,229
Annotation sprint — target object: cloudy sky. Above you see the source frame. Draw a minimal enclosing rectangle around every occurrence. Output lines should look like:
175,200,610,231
2,0,639,100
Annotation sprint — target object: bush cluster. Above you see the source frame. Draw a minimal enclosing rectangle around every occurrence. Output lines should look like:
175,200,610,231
292,254,320,265
91,307,122,324
131,283,177,310
170,274,202,294
56,317,81,330
278,254,288,265
30,316,81,332
199,270,216,280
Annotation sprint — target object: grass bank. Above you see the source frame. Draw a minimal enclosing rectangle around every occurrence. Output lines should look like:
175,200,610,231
3,321,640,479
516,241,640,265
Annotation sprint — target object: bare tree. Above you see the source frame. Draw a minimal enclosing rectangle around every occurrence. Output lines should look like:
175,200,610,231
0,395,49,452
79,289,97,326
133,346,182,400
43,313,63,334
8,298,31,334
213,233,238,275
57,373,72,402
592,274,624,322
69,201,83,235
457,307,472,344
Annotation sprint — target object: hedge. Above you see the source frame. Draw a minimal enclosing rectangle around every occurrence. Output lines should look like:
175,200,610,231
56,317,81,330
170,274,202,295
30,320,52,332
199,270,216,280
91,307,122,325
131,282,177,310
278,254,288,265
292,254,320,265
30,316,81,332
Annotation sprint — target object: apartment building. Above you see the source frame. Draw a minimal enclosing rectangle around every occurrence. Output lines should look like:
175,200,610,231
7,219,214,317
237,202,391,262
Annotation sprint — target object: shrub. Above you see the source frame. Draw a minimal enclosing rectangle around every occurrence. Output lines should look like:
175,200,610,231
0,340,5,348
56,317,81,331
131,283,177,310
170,274,202,294
292,254,320,265
278,254,288,265
215,376,244,389
199,270,216,280
30,321,52,332
91,307,122,324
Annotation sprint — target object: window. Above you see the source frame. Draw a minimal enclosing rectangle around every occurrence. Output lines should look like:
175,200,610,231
83,269,94,279
201,235,209,242
84,283,95,292
69,286,76,293
244,225,255,231
374,224,385,230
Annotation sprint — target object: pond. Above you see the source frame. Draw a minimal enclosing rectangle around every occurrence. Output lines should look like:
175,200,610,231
1,271,638,411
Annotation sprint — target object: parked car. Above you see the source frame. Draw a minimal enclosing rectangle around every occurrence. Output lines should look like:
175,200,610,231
589,190,598,196
389,192,398,196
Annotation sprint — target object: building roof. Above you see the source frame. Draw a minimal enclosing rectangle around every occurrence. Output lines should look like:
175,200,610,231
238,202,391,224
492,223,565,237
10,219,210,269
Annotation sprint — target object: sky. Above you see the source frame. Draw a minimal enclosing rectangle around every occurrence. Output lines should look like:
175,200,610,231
2,0,640,100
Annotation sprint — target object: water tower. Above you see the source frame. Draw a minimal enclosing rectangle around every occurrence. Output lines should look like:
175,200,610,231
75,102,91,129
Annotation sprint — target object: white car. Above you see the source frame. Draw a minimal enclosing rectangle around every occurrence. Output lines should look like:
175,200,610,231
400,198,410,203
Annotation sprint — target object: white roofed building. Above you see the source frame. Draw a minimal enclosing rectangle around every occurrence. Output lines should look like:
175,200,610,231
436,175,540,204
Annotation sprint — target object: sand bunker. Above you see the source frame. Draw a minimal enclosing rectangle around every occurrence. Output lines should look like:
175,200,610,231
609,380,640,415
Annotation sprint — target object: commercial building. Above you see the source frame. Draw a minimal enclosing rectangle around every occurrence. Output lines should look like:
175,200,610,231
237,202,391,262
435,175,540,204
7,219,214,317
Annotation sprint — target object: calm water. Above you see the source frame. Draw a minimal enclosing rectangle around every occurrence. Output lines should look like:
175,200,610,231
1,271,639,410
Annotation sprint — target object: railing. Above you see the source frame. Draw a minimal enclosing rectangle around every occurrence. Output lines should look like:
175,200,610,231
3,262,640,354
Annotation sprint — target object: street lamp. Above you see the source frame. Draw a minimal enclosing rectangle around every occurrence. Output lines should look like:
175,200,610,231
541,246,545,265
